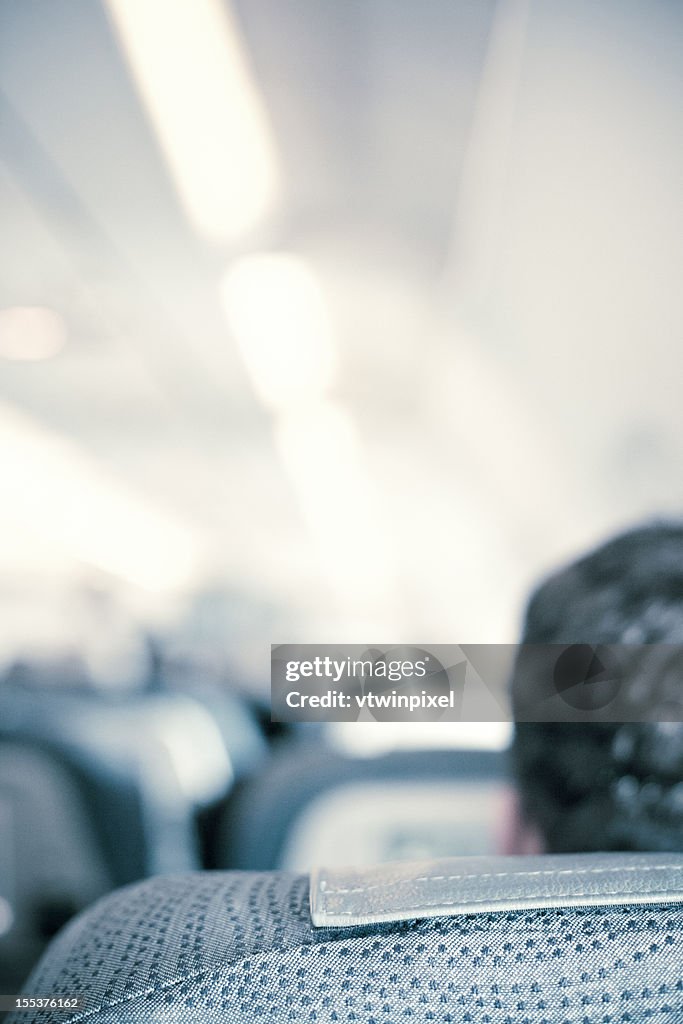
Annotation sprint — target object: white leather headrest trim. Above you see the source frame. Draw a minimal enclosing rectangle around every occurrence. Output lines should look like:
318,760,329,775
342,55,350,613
310,852,683,927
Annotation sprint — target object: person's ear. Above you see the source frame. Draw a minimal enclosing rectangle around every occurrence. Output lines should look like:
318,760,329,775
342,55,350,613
497,786,544,855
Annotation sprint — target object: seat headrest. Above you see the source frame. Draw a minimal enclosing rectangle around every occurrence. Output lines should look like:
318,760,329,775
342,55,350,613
311,851,683,926
10,854,683,1023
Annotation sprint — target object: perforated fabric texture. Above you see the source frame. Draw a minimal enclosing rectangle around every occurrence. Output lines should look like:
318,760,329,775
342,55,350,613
9,870,683,1023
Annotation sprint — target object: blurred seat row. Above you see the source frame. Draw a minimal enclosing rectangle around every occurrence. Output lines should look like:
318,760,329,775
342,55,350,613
0,677,505,992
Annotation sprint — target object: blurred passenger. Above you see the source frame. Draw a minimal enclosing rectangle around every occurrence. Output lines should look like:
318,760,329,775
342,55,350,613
506,521,683,854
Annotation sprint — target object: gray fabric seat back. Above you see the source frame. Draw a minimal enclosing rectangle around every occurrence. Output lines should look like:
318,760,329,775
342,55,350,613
9,853,683,1023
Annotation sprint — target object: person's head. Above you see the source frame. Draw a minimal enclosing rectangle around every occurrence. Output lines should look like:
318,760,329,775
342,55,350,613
508,521,683,854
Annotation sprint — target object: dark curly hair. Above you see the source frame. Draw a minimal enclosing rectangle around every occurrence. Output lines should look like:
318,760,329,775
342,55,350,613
510,521,683,852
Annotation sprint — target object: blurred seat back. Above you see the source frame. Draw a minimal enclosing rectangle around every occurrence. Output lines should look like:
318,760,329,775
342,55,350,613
0,743,111,992
218,743,506,870
0,679,264,990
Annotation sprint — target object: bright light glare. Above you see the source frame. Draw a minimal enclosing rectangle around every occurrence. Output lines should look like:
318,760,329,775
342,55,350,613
0,306,67,361
105,0,279,243
221,251,393,612
275,401,393,605
0,403,200,591
329,722,513,757
221,253,337,409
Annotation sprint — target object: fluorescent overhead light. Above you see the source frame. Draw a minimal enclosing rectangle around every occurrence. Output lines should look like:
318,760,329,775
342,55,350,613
0,403,200,591
274,401,392,603
105,0,280,243
221,253,337,410
220,252,394,610
0,306,66,361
